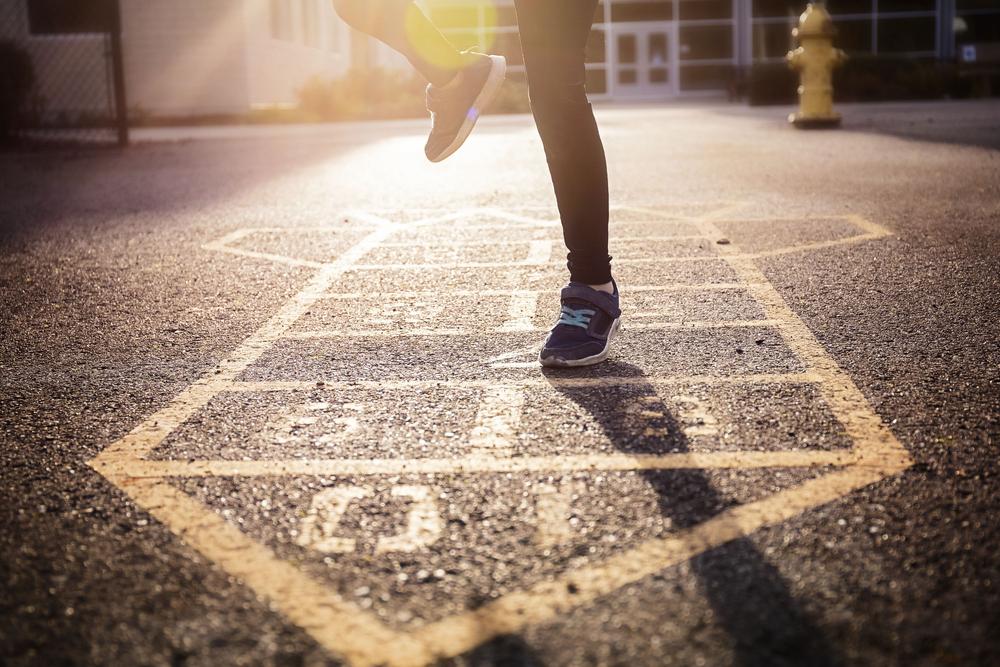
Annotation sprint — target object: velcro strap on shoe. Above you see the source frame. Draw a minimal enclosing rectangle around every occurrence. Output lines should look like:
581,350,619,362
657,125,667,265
560,283,621,320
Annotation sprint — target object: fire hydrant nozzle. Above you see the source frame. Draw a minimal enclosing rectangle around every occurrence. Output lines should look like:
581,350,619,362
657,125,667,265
786,3,846,128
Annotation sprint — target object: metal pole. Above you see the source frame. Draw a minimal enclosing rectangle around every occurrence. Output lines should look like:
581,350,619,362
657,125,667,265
108,0,129,146
939,0,955,61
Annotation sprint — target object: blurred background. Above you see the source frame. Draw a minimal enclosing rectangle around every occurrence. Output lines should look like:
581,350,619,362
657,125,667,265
1,0,998,146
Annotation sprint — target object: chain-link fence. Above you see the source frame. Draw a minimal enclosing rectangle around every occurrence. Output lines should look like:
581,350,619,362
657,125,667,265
0,0,127,147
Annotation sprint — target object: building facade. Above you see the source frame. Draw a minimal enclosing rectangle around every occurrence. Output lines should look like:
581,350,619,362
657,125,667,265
4,0,998,124
2,0,354,120
419,0,1000,99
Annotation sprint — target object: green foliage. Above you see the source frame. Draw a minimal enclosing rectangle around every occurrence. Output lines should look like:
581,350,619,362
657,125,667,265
0,41,35,142
297,67,428,122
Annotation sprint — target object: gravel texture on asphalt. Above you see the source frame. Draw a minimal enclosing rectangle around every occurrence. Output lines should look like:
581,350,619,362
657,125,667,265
2,100,998,666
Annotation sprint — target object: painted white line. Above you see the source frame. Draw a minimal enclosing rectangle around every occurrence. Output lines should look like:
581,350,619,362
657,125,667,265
88,204,912,667
93,219,396,470
524,240,553,265
283,328,471,339
319,284,753,300
691,215,910,471
203,229,324,269
394,220,698,233
468,385,525,458
375,485,443,553
671,394,721,438
281,319,781,339
116,477,431,667
221,373,823,393
411,464,899,662
350,255,727,270
370,212,893,268
533,480,582,549
296,485,371,554
101,450,858,479
475,207,560,226
377,235,706,249
752,233,884,258
497,291,539,333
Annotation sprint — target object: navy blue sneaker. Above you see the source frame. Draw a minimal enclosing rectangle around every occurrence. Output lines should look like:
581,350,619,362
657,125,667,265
539,281,622,368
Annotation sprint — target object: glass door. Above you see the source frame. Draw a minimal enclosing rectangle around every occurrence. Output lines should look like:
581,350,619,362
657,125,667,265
613,23,677,98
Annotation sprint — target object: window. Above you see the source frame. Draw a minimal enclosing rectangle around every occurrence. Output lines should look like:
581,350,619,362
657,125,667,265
956,0,1000,45
753,0,941,60
752,21,797,59
27,0,112,35
878,16,936,53
679,24,733,60
303,0,321,48
826,0,873,15
679,0,732,21
835,19,874,54
612,1,674,22
752,0,806,19
270,0,293,41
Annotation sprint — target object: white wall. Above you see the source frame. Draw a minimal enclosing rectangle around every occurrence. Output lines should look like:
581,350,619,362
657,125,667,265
120,0,251,116
242,0,350,110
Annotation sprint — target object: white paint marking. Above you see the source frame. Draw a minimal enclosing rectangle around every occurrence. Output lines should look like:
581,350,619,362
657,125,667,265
524,240,552,265
89,205,913,667
375,486,443,553
319,284,750,301
672,394,720,438
468,386,525,458
221,372,822,393
534,480,581,549
104,449,857,479
282,319,781,340
497,291,539,333
297,485,442,555
222,372,822,394
377,235,704,249
296,486,371,554
203,229,325,269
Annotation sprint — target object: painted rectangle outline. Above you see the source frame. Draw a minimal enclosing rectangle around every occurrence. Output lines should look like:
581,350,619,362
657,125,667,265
88,205,912,667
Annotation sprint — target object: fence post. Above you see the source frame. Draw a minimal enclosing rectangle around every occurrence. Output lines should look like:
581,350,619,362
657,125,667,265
108,0,128,146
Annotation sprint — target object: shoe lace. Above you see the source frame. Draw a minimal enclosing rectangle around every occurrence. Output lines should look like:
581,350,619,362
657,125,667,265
557,305,596,329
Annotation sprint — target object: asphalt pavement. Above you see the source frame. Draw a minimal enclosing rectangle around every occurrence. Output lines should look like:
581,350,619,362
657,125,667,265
1,99,999,666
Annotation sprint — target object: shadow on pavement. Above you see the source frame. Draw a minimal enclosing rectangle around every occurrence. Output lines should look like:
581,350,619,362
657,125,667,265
544,360,841,666
0,130,373,239
460,634,546,667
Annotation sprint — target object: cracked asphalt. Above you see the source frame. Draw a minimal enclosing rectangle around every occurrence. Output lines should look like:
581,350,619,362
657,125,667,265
1,100,998,666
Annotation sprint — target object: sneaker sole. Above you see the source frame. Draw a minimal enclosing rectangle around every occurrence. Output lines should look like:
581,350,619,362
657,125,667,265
428,55,507,164
538,318,622,368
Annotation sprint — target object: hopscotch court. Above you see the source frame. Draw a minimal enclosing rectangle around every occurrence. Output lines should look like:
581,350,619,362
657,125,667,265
89,203,912,667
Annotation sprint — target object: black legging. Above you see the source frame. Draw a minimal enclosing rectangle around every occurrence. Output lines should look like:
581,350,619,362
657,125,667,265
331,0,611,284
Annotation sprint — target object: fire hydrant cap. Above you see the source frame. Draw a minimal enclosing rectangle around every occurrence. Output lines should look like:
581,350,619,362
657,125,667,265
793,3,837,39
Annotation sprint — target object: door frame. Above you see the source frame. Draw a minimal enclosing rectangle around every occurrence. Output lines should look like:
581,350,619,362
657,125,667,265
608,21,678,99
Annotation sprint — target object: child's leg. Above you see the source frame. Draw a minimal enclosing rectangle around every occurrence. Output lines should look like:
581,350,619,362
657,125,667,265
330,0,465,87
513,0,611,288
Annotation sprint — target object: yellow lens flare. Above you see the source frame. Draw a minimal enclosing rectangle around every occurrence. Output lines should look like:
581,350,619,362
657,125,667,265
406,0,499,69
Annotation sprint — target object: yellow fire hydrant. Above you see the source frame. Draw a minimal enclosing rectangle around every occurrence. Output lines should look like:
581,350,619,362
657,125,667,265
786,3,846,128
